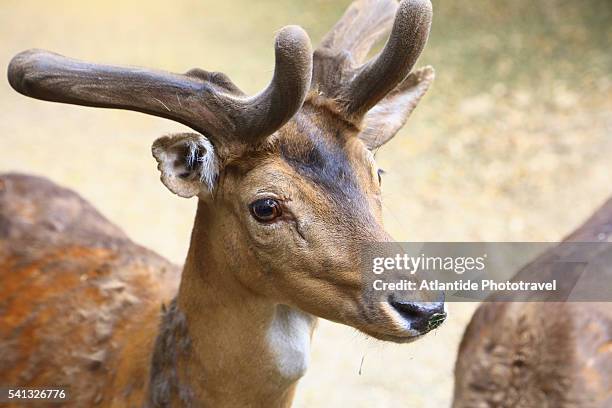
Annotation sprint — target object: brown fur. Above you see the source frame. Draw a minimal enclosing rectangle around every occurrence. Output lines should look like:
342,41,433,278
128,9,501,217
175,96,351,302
0,173,180,407
453,198,612,408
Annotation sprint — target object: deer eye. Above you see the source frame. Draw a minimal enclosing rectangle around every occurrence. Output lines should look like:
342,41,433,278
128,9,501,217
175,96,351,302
377,168,386,185
249,198,282,223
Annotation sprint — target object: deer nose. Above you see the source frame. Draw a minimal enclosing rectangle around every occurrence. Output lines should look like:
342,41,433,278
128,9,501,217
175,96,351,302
389,294,446,334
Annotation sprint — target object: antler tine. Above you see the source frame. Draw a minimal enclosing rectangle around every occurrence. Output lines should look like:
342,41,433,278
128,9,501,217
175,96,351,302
317,0,398,65
341,0,432,116
8,49,222,136
7,26,312,152
236,25,313,141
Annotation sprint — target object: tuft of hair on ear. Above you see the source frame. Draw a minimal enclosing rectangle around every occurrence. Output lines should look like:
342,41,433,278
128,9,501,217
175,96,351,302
152,133,219,198
185,138,218,192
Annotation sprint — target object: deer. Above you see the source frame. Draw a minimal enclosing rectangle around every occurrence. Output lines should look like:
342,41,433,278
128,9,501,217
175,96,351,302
2,0,445,406
453,198,612,408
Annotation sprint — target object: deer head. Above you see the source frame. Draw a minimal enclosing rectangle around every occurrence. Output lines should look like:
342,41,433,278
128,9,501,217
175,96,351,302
7,0,444,344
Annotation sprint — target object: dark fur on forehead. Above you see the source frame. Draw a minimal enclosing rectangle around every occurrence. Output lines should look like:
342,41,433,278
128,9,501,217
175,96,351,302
277,110,366,209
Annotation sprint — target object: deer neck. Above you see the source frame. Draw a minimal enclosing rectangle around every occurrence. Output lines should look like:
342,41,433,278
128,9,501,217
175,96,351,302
148,200,316,407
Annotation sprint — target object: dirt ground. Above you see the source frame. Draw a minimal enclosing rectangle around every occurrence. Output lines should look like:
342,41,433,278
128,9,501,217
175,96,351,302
1,0,610,406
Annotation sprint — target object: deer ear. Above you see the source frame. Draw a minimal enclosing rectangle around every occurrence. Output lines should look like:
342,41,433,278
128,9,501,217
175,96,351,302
152,133,219,198
358,66,434,150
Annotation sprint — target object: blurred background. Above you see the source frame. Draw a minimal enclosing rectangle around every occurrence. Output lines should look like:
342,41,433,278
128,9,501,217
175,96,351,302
1,0,610,406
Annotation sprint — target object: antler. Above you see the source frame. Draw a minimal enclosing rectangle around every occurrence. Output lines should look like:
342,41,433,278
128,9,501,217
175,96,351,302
314,0,432,117
7,26,313,152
